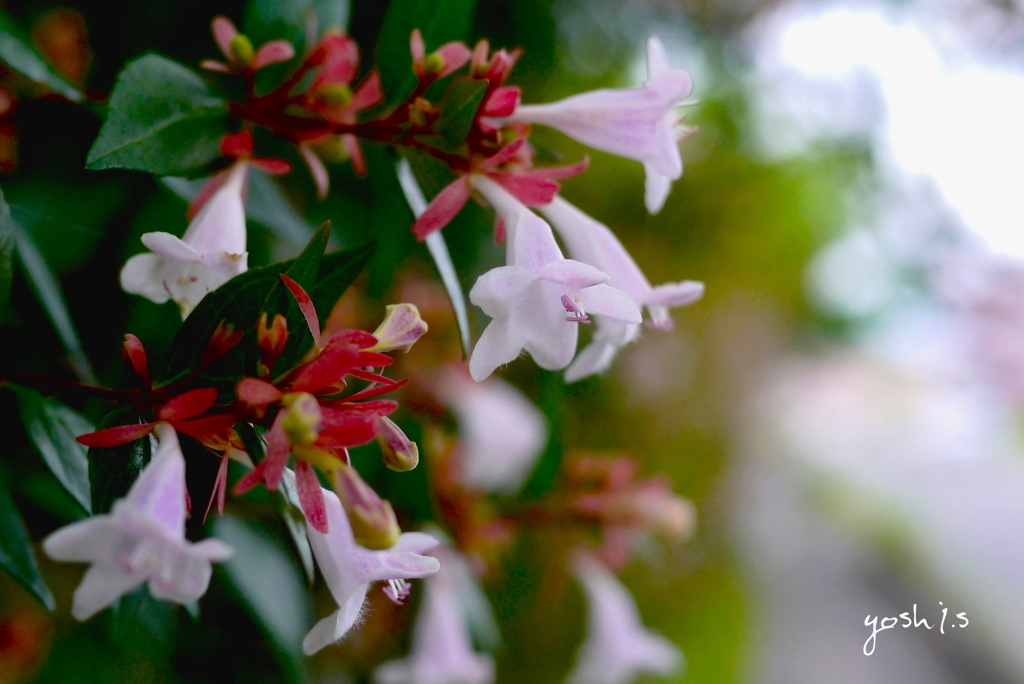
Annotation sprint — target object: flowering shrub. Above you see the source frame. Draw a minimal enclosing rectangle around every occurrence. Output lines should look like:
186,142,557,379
0,2,703,682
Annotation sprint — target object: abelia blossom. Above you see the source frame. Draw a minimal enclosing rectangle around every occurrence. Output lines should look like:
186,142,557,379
538,196,704,380
412,138,587,240
201,16,295,73
121,161,249,317
567,555,683,684
303,488,440,655
410,29,472,81
44,424,233,620
467,176,641,381
507,37,694,214
440,368,547,493
374,546,494,684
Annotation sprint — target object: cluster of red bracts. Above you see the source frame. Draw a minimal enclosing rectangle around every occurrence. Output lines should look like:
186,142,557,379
200,17,589,237
76,276,418,535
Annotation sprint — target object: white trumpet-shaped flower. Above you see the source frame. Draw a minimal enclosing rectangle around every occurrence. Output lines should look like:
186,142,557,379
567,555,683,684
508,37,694,213
538,196,703,381
121,162,249,317
440,368,547,493
43,423,233,621
374,547,494,684
303,488,441,655
468,176,641,381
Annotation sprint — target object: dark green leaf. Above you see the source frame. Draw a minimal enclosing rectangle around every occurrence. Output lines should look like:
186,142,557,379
86,54,228,176
376,0,477,102
12,387,93,515
0,8,83,101
243,0,350,48
158,234,374,396
0,479,55,610
436,77,487,147
214,516,309,678
0,186,14,312
518,370,564,500
88,407,154,515
13,224,95,384
397,158,471,356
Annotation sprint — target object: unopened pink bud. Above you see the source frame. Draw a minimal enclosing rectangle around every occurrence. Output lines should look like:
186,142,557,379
377,417,419,472
370,303,428,353
333,463,401,549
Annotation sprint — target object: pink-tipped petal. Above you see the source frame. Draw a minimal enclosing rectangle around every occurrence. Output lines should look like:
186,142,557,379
482,86,520,117
212,16,238,60
490,171,560,206
410,29,426,71
412,176,472,240
281,274,322,347
252,40,296,70
435,41,472,77
296,461,328,533
299,144,330,199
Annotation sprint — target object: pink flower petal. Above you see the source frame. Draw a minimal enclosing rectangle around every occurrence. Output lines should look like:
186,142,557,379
252,40,296,70
412,176,472,240
212,16,238,61
482,86,520,117
434,41,472,77
299,144,330,199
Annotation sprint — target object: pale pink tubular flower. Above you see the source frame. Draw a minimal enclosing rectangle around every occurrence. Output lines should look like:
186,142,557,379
43,424,233,621
303,488,440,655
467,176,641,381
567,554,683,684
506,37,694,214
440,368,547,493
121,161,249,317
538,196,703,381
374,546,494,684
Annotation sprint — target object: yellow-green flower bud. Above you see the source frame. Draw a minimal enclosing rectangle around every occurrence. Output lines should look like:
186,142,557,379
333,463,401,549
316,84,353,107
229,34,255,68
281,392,321,446
377,417,419,472
370,303,428,353
423,53,445,75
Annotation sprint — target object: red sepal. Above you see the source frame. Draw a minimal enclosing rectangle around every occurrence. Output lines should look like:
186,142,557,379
296,461,328,533
158,388,219,422
281,274,321,347
173,414,238,439
77,422,155,447
236,377,283,405
121,334,149,385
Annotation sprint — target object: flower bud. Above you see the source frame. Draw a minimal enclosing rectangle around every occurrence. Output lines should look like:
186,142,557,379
316,84,353,107
313,135,349,163
636,490,696,542
423,52,445,75
333,463,401,549
121,334,149,385
377,417,419,472
370,303,428,353
229,34,255,67
281,392,321,446
257,312,289,371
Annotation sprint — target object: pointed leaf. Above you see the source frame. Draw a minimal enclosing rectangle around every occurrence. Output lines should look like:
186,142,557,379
214,516,310,680
277,469,316,584
376,0,476,103
12,387,93,514
0,8,83,101
87,54,228,176
436,77,488,147
13,224,94,384
0,479,56,610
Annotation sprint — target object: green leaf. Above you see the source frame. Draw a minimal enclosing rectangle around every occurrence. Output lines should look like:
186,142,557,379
396,158,471,356
518,370,565,500
0,8,83,101
0,478,56,610
12,387,93,515
214,516,309,679
243,0,350,48
277,470,315,584
0,186,15,312
88,407,154,515
13,224,95,384
86,54,228,176
158,234,374,395
376,0,477,102
436,77,488,148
